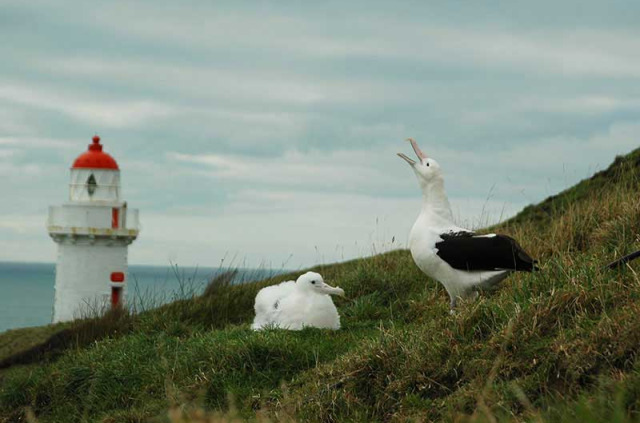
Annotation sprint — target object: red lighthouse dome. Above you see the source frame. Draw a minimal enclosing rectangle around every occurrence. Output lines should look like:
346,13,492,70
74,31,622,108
72,135,119,170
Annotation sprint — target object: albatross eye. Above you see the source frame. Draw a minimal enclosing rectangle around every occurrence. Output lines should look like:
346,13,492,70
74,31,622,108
311,280,316,284
426,162,430,167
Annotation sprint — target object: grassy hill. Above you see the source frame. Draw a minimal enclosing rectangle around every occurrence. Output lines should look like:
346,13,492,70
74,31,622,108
1,147,639,422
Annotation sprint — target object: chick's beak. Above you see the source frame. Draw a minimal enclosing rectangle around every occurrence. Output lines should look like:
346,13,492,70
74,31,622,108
321,282,345,297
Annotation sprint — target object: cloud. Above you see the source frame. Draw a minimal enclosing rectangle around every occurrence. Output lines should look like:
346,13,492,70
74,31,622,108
41,58,328,105
37,55,419,111
129,190,417,268
0,162,43,177
0,108,33,135
165,147,412,195
127,184,531,268
409,28,640,78
77,5,640,78
0,83,178,128
0,214,45,235
0,136,77,149
0,149,17,159
1,1,639,269
460,96,640,128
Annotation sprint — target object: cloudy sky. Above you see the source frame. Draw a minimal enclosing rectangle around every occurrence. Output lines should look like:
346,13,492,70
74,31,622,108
1,1,639,269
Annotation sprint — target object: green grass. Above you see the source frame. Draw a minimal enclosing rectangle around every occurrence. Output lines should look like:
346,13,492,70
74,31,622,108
0,324,68,365
1,147,639,422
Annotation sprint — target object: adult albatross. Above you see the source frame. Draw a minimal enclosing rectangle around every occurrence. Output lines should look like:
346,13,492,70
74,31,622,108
398,138,538,312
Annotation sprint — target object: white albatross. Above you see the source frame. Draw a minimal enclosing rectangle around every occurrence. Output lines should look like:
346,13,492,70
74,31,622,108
398,138,538,313
251,271,345,330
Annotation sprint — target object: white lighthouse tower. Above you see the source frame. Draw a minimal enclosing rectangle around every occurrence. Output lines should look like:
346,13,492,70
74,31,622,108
47,135,140,322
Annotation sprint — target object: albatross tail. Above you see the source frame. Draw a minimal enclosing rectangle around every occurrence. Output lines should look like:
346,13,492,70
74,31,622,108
605,249,640,269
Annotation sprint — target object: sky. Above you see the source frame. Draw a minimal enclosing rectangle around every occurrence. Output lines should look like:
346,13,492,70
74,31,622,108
1,1,639,269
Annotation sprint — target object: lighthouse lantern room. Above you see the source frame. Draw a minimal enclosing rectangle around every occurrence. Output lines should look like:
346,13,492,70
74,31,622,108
47,135,140,322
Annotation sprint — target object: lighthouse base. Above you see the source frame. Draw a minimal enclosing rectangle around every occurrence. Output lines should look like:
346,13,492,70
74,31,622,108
53,241,129,323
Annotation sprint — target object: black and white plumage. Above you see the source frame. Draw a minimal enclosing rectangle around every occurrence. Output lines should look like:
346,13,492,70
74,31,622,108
398,138,538,312
436,231,537,273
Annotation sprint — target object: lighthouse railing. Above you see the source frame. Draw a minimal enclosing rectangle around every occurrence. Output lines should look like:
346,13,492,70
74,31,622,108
47,204,140,235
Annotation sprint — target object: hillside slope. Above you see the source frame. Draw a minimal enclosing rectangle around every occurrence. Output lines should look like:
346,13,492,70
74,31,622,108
0,147,639,422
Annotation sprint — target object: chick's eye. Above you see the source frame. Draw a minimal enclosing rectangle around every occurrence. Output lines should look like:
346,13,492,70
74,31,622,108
311,280,316,284
426,162,430,167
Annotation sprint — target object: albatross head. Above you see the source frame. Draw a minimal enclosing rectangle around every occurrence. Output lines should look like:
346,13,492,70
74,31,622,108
296,271,345,297
397,138,443,184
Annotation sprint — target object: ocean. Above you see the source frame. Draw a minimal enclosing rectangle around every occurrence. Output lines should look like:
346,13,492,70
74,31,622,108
0,261,282,334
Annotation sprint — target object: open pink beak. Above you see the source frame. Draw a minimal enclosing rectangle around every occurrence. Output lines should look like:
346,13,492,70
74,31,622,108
397,138,427,165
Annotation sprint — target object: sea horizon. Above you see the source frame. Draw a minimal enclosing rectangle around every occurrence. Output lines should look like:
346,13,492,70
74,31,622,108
0,260,286,334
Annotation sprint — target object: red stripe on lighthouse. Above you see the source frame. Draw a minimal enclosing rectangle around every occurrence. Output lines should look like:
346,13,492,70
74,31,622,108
111,287,122,307
112,208,119,228
111,272,125,282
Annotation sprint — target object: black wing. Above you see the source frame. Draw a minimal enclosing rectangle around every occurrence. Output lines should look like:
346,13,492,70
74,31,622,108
435,231,538,272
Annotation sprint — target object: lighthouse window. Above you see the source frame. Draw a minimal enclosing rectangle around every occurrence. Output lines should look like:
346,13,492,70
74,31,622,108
87,174,97,196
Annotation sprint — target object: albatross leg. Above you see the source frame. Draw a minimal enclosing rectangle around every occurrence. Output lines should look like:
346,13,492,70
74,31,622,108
477,271,511,292
450,290,481,314
449,297,457,315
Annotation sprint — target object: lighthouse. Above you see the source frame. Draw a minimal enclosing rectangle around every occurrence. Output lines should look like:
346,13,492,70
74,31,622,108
47,135,140,322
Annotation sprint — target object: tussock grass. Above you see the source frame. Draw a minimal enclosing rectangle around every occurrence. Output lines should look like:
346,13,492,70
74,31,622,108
0,308,133,370
0,324,68,365
1,147,639,422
